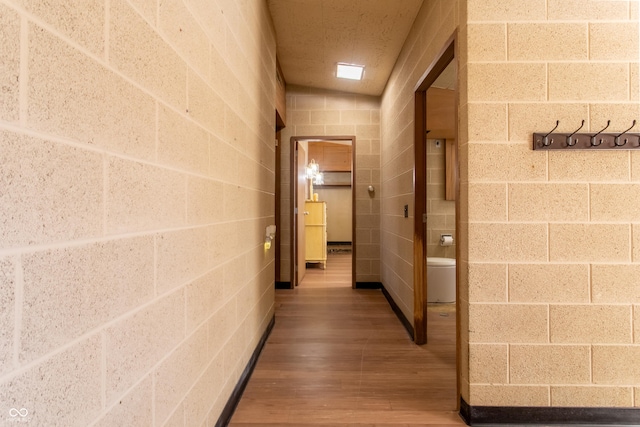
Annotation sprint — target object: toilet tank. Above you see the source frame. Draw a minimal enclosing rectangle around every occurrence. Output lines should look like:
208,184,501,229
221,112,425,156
426,257,456,303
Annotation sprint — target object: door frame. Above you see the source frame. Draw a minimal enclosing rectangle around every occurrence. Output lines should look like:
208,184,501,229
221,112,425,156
290,135,356,289
275,130,282,283
413,32,459,402
413,34,457,343
295,141,308,285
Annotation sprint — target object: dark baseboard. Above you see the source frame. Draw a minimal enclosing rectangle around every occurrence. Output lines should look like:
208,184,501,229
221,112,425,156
380,283,414,340
460,396,640,426
327,241,352,245
355,281,382,289
215,315,275,427
275,281,291,289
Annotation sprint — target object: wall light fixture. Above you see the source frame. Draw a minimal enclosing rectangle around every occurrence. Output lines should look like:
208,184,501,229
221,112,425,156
264,225,276,250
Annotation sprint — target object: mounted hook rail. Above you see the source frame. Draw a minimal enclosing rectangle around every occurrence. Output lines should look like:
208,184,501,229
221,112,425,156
533,120,640,150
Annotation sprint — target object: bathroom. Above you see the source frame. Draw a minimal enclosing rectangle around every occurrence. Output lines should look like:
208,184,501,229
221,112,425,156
426,137,457,306
423,62,457,308
426,138,456,258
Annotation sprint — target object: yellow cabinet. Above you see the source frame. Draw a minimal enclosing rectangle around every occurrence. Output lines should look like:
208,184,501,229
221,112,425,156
305,201,327,269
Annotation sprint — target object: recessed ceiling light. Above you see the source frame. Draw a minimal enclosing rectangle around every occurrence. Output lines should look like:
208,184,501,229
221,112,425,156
337,63,364,80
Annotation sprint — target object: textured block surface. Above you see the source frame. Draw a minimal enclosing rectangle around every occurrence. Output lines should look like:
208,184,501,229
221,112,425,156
105,291,185,402
593,346,640,384
550,305,632,344
550,224,630,262
0,336,102,426
0,257,15,376
469,384,549,407
510,345,591,384
106,157,186,234
0,131,103,248
469,304,548,343
509,264,589,303
110,0,187,108
21,237,154,362
0,4,20,122
551,386,633,407
0,0,277,424
28,23,156,159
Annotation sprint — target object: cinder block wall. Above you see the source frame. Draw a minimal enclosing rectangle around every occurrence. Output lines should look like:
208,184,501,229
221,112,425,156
0,0,276,425
380,0,461,323
279,85,381,283
382,0,640,409
461,0,640,407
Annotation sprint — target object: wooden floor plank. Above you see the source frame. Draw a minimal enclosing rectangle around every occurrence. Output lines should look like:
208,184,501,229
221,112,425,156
298,253,353,288
229,253,463,426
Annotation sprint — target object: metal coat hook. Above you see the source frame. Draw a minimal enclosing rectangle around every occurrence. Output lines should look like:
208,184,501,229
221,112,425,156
533,119,640,151
590,120,610,147
541,120,559,146
566,120,585,147
614,120,637,146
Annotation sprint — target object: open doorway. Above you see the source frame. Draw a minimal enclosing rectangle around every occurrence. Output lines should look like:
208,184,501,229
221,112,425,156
413,36,458,400
290,136,356,289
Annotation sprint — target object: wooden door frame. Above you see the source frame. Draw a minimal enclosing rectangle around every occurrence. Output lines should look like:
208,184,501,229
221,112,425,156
275,130,282,283
290,135,356,289
413,32,459,406
413,34,457,344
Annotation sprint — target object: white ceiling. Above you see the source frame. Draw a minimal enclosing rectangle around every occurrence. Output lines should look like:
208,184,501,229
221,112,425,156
267,0,425,96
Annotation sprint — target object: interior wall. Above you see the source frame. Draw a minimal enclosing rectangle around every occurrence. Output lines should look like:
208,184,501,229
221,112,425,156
315,187,353,242
0,0,276,424
279,85,381,283
461,0,640,408
380,1,461,324
382,0,640,410
426,139,456,258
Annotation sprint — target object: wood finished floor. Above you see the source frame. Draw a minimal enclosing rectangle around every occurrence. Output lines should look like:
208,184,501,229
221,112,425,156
229,253,463,426
299,253,352,288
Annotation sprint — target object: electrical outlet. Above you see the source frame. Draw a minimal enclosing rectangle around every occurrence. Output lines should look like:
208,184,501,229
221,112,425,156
404,205,408,218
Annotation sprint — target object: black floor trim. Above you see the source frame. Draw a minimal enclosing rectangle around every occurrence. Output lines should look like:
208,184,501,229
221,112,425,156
380,283,414,340
355,281,382,289
275,281,291,289
215,315,275,427
460,396,640,425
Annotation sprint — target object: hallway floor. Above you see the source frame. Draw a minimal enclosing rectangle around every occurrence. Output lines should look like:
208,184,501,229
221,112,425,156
299,252,352,288
229,254,463,426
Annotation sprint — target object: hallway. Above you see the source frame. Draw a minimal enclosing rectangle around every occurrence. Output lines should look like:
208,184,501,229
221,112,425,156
229,255,462,426
299,252,353,288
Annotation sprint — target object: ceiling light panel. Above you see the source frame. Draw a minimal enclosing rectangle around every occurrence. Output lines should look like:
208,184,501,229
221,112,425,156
336,63,364,80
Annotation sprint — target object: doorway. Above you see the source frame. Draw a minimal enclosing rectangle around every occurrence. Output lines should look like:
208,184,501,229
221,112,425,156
413,37,457,341
413,37,459,407
290,136,356,289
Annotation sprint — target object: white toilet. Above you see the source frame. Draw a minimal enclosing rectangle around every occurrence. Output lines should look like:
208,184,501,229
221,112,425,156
426,257,456,303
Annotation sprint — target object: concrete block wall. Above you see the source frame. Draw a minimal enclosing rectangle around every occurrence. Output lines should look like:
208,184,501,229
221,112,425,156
381,0,640,409
461,0,640,407
279,85,381,283
0,0,276,425
380,0,461,324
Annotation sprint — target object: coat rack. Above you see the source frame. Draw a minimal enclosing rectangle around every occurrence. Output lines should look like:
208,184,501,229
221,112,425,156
533,120,640,150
